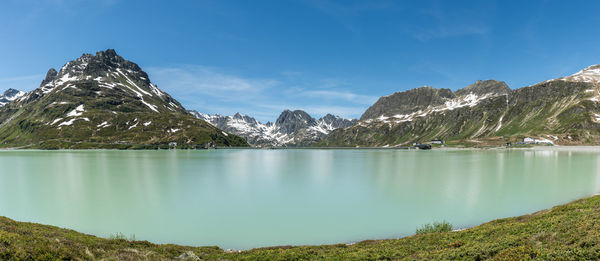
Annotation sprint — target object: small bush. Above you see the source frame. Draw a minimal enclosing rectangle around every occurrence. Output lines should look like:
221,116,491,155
110,232,135,241
110,232,127,240
416,221,453,235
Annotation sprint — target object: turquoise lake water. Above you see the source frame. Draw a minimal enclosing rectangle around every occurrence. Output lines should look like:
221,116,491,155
1,149,600,249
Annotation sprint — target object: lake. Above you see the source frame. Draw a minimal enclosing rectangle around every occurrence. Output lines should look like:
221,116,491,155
1,148,600,250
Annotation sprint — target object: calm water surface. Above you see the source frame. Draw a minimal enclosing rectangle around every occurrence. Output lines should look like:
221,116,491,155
1,149,600,249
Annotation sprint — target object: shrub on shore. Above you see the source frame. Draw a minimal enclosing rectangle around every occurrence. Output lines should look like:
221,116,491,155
416,221,453,235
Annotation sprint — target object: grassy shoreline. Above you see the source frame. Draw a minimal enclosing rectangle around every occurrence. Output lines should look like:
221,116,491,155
1,145,597,151
3,195,600,260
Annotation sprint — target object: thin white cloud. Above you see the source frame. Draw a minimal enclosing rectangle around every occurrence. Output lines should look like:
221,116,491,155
0,74,43,83
303,105,367,119
303,0,397,33
148,65,277,93
146,65,373,122
0,74,44,92
412,5,491,42
301,90,377,105
414,24,489,42
305,0,396,20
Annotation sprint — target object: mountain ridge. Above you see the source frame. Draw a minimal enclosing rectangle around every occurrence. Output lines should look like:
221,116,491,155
190,109,356,147
320,66,600,147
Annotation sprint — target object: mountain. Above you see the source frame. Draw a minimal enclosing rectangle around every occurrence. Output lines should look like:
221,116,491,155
0,88,25,107
319,67,600,147
0,49,248,149
190,110,357,147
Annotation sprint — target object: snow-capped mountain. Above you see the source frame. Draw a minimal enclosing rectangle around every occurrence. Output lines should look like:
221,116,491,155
190,110,357,147
0,49,248,149
0,89,25,107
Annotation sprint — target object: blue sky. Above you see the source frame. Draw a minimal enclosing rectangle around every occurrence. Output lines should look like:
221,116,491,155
1,0,600,122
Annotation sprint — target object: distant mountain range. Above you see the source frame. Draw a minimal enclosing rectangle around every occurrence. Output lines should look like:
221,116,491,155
0,49,248,149
190,110,356,147
319,65,600,147
0,89,25,107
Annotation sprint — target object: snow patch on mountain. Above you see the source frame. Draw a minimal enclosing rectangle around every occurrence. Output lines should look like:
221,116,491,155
562,65,600,83
66,104,85,117
363,92,497,125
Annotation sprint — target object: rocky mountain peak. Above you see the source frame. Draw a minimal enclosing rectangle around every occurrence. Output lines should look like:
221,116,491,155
276,110,317,134
41,50,142,83
2,88,23,97
321,113,337,122
320,114,356,127
276,110,314,124
96,49,119,59
23,49,185,115
455,80,510,96
41,68,58,86
232,112,260,124
318,114,357,132
0,88,26,107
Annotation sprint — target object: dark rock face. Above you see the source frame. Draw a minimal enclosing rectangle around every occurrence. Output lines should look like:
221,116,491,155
83,49,149,82
360,86,456,121
321,114,356,129
41,68,58,86
275,110,317,134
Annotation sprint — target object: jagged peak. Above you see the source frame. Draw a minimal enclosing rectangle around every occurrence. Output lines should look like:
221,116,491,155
0,88,26,107
3,88,23,95
276,109,313,122
318,113,357,127
40,68,58,87
96,48,119,58
51,49,142,80
19,49,186,114
321,113,337,120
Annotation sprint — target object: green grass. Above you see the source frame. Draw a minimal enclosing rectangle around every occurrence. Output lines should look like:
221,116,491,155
3,195,600,260
415,221,453,235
